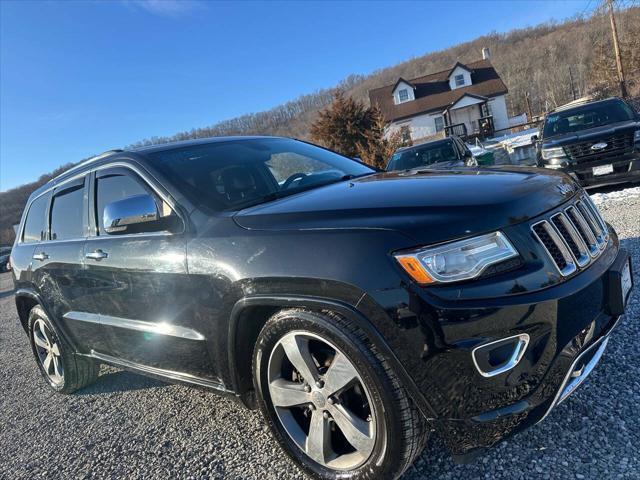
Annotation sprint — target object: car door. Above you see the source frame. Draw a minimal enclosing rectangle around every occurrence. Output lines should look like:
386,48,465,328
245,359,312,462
80,165,216,381
29,176,107,352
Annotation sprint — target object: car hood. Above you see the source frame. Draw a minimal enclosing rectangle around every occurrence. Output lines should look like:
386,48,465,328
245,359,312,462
234,168,578,243
542,119,639,148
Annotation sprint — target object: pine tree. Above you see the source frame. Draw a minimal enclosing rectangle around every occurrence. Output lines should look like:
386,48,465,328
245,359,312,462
310,91,400,168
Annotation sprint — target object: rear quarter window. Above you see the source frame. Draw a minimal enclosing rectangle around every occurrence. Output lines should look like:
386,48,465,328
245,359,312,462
22,193,50,244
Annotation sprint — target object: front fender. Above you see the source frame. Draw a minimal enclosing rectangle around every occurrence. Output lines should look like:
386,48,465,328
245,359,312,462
226,290,437,419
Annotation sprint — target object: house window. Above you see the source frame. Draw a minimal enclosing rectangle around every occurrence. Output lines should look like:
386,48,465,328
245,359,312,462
398,89,409,103
454,74,465,87
434,116,445,132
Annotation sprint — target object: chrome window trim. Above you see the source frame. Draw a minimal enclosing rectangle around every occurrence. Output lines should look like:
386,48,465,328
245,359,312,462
63,311,205,341
471,333,530,378
531,220,577,277
18,160,183,245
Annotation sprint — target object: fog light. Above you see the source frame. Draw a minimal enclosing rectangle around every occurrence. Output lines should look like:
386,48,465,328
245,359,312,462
472,334,529,377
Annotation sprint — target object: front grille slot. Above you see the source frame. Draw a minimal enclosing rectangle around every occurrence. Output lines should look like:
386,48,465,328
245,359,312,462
550,213,590,267
532,221,576,276
565,206,599,256
564,132,634,161
531,195,609,276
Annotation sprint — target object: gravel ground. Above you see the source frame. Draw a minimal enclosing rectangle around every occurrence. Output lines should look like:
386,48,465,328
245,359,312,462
0,189,638,480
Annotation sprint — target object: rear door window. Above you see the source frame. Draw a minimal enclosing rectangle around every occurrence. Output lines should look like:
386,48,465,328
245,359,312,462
50,183,85,241
22,192,51,243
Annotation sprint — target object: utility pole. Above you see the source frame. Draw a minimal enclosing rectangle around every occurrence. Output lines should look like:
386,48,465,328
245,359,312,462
607,0,627,98
525,91,534,121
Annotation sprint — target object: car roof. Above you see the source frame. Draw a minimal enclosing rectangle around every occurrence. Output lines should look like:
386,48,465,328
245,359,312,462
547,97,622,115
394,137,456,154
31,136,291,199
130,135,286,154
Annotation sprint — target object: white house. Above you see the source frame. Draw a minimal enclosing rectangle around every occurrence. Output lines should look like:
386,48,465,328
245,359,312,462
369,53,510,142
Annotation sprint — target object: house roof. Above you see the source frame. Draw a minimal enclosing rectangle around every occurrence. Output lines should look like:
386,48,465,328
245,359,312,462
369,59,508,123
446,93,489,111
446,61,473,77
391,77,415,93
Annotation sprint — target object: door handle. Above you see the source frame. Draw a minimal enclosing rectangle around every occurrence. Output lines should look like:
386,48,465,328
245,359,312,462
32,252,49,261
85,249,108,261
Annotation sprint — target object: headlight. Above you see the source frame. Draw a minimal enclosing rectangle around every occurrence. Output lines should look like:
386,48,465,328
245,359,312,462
394,231,518,284
634,129,640,143
541,147,567,160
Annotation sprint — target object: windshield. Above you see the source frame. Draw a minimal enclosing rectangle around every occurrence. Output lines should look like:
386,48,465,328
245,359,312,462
146,138,374,211
387,141,460,171
543,99,635,138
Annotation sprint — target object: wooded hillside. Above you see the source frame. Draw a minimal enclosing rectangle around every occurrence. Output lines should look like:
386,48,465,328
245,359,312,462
1,6,639,245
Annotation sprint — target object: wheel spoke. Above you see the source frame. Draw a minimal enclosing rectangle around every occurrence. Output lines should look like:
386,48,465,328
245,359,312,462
38,322,49,345
329,404,374,454
269,378,311,408
280,334,318,385
50,343,61,356
33,331,48,349
52,356,62,378
306,409,332,464
323,352,359,396
43,352,53,374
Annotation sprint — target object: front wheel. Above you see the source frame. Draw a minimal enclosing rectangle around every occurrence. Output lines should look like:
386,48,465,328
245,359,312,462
253,309,428,480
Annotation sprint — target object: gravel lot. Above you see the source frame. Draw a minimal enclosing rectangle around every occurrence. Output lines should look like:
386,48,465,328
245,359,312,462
0,188,638,480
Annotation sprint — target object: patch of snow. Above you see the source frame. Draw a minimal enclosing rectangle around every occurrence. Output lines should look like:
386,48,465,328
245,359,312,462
590,186,640,205
488,128,539,148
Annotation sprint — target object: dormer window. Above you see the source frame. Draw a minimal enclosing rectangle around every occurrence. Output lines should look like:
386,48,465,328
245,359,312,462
398,89,409,102
454,74,465,87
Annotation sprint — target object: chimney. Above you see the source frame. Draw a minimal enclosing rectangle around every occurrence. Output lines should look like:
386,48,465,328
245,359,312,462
482,47,491,60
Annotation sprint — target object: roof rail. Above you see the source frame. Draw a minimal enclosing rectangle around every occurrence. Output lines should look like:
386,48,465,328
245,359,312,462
51,149,125,182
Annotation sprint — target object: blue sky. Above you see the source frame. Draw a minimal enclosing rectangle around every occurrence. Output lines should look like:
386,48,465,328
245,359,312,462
0,0,595,191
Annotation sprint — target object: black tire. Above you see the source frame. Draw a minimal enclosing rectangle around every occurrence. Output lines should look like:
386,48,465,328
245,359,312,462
28,305,99,393
253,308,428,480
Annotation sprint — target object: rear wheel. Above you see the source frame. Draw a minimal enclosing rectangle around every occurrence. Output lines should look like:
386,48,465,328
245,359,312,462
253,308,428,480
28,305,99,393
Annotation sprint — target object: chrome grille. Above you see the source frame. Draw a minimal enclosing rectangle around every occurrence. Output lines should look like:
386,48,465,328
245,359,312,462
531,195,609,276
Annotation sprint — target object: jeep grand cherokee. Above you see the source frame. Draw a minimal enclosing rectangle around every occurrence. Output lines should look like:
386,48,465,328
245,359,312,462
11,137,633,479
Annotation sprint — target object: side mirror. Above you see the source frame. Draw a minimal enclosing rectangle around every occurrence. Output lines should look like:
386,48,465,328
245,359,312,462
103,194,159,235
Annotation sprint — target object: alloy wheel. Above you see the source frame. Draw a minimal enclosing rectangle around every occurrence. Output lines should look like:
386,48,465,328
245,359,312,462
33,318,64,385
267,331,376,470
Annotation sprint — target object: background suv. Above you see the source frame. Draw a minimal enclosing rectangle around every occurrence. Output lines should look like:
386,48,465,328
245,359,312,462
537,97,640,188
11,137,632,479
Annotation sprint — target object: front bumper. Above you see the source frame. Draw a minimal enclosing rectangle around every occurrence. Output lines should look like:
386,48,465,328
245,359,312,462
427,246,632,457
549,150,640,188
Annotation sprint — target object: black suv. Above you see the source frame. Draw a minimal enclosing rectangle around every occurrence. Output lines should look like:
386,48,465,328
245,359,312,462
11,137,633,479
537,97,640,188
387,136,476,171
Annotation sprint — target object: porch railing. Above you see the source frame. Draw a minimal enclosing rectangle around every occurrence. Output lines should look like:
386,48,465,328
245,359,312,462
444,123,467,138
